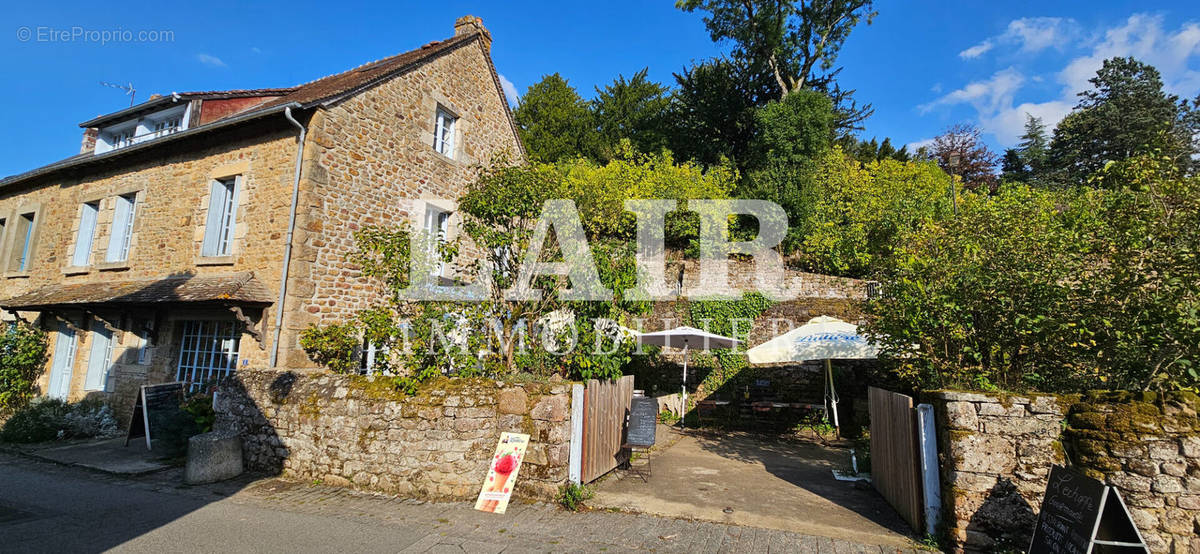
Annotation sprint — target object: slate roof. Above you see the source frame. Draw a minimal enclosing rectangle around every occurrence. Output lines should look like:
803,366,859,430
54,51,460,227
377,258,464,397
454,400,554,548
0,272,274,309
2,27,521,189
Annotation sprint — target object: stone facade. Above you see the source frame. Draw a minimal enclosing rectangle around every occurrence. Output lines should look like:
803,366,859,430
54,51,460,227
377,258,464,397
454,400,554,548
0,17,521,420
278,35,522,368
928,390,1200,553
214,369,572,500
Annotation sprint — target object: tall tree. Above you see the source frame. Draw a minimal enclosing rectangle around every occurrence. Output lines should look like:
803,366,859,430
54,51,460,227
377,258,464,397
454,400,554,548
668,58,774,168
930,123,999,192
749,89,836,169
1048,57,1200,186
676,0,876,128
592,68,672,158
513,74,601,162
1000,115,1049,184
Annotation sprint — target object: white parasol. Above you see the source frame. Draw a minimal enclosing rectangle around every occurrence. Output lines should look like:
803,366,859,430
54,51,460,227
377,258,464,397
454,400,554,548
638,326,741,414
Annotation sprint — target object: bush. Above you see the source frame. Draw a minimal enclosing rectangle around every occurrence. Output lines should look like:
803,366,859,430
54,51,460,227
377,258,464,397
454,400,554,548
0,322,49,417
0,397,119,443
556,482,595,512
299,323,360,374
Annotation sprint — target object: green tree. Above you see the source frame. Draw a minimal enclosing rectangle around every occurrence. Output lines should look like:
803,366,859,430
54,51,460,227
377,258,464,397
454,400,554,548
0,322,49,417
592,68,672,158
668,58,772,168
748,89,836,169
837,136,911,163
1002,115,1049,184
1048,57,1200,186
676,0,876,128
789,147,955,276
513,74,601,162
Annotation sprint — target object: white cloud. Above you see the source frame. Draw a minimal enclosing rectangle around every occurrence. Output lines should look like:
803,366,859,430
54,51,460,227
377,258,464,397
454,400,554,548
919,67,1025,115
498,74,519,106
1058,14,1200,98
929,13,1200,147
905,137,935,153
196,53,227,67
960,17,1078,59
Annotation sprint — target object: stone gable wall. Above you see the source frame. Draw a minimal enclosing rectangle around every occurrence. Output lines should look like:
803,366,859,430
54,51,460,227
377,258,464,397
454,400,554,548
928,390,1200,553
215,369,573,500
277,38,522,368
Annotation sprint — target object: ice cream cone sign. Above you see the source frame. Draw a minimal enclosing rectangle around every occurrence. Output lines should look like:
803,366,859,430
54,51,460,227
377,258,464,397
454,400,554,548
475,432,530,514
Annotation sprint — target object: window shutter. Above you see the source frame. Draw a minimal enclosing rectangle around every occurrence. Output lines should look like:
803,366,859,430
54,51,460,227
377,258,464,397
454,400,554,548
201,180,226,256
83,321,112,391
105,195,134,262
221,176,242,255
73,203,99,266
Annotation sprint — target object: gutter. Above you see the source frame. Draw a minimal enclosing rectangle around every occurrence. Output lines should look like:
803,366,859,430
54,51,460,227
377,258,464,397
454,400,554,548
1,102,303,189
270,106,307,368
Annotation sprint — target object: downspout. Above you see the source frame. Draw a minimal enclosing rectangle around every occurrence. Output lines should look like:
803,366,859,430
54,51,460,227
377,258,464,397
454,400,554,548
270,106,306,368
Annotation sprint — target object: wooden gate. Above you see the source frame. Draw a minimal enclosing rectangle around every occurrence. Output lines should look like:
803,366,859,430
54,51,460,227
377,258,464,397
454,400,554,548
869,386,924,532
581,375,635,483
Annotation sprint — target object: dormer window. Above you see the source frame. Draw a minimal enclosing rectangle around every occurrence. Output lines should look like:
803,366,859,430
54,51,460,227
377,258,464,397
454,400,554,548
94,105,190,154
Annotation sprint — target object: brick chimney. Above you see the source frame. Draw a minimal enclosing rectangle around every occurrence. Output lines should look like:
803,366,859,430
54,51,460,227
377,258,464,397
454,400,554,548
454,15,491,51
80,127,99,154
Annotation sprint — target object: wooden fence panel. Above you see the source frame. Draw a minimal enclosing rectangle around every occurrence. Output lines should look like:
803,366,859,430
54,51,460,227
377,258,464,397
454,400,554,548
869,386,924,533
581,375,635,483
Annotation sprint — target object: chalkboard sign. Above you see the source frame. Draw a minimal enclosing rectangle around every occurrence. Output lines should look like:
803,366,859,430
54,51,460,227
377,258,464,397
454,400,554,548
125,382,186,451
625,397,658,447
1029,465,1148,554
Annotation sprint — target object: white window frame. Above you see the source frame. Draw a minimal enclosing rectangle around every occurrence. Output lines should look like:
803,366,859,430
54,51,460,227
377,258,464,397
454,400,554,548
105,193,137,263
434,108,457,157
201,176,241,258
72,201,100,267
83,319,115,392
95,105,190,154
176,319,241,392
423,204,450,278
11,212,36,272
135,320,153,365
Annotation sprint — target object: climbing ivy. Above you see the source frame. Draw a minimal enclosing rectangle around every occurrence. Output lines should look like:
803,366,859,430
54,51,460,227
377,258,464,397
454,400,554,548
686,292,774,394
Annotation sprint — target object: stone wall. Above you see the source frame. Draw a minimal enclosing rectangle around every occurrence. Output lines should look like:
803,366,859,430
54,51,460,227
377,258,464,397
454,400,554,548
214,369,573,500
928,390,1200,553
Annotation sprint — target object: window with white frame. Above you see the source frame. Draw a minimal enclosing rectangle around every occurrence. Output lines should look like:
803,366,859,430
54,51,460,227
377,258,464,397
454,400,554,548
423,204,450,277
135,319,153,365
105,193,137,262
151,115,182,138
434,108,457,157
201,176,240,257
176,320,241,392
72,202,99,267
359,337,389,375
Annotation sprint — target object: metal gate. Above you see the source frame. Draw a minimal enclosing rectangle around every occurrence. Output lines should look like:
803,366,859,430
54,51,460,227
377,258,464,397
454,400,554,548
581,375,635,483
869,386,924,533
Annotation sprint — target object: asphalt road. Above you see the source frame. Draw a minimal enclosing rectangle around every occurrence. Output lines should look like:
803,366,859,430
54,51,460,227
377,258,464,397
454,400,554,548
0,450,919,553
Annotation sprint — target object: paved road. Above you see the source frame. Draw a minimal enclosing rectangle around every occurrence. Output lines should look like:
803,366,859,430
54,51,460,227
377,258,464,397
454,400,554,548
0,451,920,553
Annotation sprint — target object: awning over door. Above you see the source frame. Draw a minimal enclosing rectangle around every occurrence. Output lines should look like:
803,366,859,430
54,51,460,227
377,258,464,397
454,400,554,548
0,271,273,310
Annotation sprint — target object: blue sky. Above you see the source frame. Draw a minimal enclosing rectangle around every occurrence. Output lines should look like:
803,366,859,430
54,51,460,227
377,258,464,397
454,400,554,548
3,1,1198,177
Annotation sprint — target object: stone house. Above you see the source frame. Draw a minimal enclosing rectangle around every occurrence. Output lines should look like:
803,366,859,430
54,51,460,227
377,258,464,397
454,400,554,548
0,16,522,420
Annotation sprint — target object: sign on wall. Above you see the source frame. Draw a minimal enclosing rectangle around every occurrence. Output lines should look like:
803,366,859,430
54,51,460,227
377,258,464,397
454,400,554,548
1029,465,1148,554
474,432,529,514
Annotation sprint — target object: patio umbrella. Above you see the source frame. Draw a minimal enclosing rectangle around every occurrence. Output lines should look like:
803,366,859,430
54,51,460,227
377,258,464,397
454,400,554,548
637,326,741,415
745,316,880,431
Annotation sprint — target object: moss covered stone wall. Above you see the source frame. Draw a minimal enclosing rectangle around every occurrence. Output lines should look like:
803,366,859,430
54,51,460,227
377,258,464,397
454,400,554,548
928,390,1200,553
214,369,573,501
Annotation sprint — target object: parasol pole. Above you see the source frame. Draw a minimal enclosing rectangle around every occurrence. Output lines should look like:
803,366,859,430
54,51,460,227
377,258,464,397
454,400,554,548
826,358,840,433
681,341,689,425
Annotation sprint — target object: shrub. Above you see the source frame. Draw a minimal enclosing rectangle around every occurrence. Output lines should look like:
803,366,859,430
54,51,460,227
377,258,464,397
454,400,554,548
0,397,119,443
182,393,215,434
299,323,360,374
0,322,49,417
556,482,595,512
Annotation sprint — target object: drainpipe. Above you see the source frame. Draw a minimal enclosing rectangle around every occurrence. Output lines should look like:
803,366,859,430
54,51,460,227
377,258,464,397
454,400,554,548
270,106,306,368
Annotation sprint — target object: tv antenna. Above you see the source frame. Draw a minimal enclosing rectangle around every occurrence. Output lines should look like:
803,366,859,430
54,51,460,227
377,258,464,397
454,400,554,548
100,81,137,107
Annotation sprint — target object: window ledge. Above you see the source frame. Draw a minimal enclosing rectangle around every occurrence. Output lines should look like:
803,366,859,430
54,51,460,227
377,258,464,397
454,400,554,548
196,255,235,266
96,261,130,272
63,266,91,276
5,272,30,279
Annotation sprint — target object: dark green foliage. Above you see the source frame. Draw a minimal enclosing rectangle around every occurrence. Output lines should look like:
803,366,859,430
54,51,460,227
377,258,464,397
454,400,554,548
592,68,673,158
668,58,770,168
513,74,602,162
0,322,49,417
1047,57,1200,186
298,323,360,375
838,136,911,163
1001,115,1050,185
749,89,836,169
0,397,118,444
676,0,876,128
